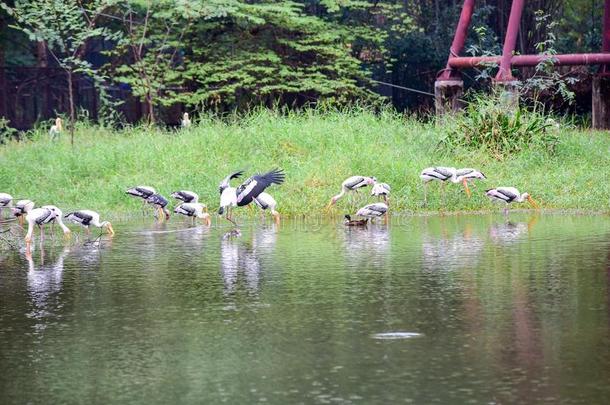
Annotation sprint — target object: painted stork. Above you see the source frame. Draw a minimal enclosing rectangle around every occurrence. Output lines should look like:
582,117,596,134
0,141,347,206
371,180,391,204
64,210,115,236
41,205,71,238
327,176,376,208
146,193,171,220
219,169,285,226
25,206,70,244
355,202,389,223
485,187,539,215
344,214,368,226
0,193,12,219
12,199,35,225
181,112,192,128
49,117,63,140
218,170,245,225
454,168,486,197
171,190,199,204
174,203,211,226
126,186,156,214
253,192,280,224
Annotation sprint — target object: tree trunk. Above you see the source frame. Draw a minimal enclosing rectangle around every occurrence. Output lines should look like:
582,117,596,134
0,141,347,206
67,70,75,146
37,41,50,119
145,91,155,124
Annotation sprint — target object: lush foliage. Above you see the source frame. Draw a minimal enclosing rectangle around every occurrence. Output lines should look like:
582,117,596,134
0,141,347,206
441,92,560,158
0,110,608,219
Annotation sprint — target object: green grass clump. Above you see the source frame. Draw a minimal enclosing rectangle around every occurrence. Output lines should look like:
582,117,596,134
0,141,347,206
441,93,559,158
0,107,608,219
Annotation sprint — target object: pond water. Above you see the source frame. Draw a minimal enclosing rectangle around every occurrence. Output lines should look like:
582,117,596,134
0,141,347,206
1,214,609,404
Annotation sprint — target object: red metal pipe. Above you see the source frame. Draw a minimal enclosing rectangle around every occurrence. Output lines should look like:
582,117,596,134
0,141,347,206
438,0,476,80
495,0,526,81
448,53,610,68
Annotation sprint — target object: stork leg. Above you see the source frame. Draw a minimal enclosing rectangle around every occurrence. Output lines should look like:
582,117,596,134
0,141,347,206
225,207,238,226
441,182,446,205
39,224,44,242
423,182,428,207
503,206,509,217
463,179,471,198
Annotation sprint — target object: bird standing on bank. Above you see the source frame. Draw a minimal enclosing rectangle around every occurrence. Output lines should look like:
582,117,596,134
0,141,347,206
371,180,391,205
327,176,376,209
174,203,211,226
49,117,63,140
485,187,539,215
181,112,191,128
454,168,486,197
64,210,115,236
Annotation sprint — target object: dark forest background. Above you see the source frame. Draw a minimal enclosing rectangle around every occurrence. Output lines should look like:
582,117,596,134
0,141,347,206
0,0,606,128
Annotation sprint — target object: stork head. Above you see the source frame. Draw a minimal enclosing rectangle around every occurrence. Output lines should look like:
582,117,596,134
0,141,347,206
368,177,377,185
522,193,539,209
102,221,115,235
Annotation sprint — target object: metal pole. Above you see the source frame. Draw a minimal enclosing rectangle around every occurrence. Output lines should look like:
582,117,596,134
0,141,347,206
495,0,526,81
438,0,476,80
602,0,610,74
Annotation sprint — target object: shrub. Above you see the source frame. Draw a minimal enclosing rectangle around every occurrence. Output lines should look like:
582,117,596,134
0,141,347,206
439,92,559,158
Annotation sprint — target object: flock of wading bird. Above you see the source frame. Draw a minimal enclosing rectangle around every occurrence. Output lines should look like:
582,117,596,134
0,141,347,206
0,165,539,247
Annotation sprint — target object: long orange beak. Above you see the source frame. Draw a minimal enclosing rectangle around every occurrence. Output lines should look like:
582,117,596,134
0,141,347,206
203,215,211,226
463,179,471,198
273,212,281,225
527,195,539,209
106,223,115,235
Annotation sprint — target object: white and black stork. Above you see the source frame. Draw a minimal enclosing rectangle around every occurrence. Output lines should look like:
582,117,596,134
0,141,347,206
12,199,35,225
356,202,389,223
171,190,199,204
327,176,376,208
146,193,171,221
64,210,115,236
253,192,280,224
174,203,211,226
219,169,285,225
485,187,539,215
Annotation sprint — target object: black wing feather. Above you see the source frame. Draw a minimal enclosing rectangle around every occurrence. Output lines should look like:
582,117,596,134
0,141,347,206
236,168,285,207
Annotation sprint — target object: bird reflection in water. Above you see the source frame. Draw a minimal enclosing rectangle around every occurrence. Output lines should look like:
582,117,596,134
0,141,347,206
220,225,278,296
421,222,485,272
25,244,71,327
488,216,538,245
341,224,390,268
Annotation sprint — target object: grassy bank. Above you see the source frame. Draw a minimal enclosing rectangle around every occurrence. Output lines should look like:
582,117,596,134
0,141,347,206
1,109,609,219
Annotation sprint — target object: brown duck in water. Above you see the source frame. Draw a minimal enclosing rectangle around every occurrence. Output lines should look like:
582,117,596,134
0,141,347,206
344,215,368,227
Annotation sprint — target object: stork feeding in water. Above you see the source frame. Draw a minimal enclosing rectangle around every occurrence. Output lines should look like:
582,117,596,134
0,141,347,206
64,210,115,236
355,202,389,223
327,176,376,209
24,206,70,244
146,193,171,221
218,169,285,226
174,203,211,226
12,200,35,225
253,192,280,224
485,187,539,215
126,186,157,215
420,167,485,205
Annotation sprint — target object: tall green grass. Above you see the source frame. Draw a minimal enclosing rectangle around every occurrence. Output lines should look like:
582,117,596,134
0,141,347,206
0,108,608,219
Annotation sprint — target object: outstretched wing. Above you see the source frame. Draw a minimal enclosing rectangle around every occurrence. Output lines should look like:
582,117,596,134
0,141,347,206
236,168,285,207
219,170,245,194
